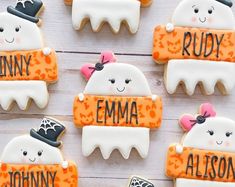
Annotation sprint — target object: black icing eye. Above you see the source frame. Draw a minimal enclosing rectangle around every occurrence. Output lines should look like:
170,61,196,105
15,27,20,32
226,132,232,137
125,79,131,84
23,151,27,156
208,9,213,14
207,130,214,136
38,151,43,156
109,79,115,84
0,27,4,32
194,8,199,13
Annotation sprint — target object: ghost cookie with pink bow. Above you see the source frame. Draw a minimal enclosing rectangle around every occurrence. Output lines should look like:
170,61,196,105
0,0,58,110
73,51,163,159
166,103,235,187
0,117,78,187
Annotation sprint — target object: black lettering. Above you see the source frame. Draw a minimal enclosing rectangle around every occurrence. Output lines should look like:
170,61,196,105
218,157,227,178
105,100,115,124
41,172,49,187
0,56,3,76
24,55,31,76
96,100,103,123
22,172,29,187
130,101,138,125
49,171,57,187
14,171,21,187
117,101,128,124
31,171,40,187
203,155,210,178
227,157,235,179
215,34,224,58
9,172,14,187
182,32,192,56
3,56,12,76
209,156,218,179
193,32,204,56
14,56,23,76
186,153,194,176
196,155,202,177
204,33,214,57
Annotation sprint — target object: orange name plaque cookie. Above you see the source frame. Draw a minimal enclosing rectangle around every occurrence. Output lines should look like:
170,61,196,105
166,145,235,183
0,49,58,82
153,25,235,64
73,95,162,128
0,162,78,187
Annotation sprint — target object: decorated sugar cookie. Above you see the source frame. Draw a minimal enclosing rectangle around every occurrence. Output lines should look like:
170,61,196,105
73,51,162,159
0,117,78,187
0,0,58,110
127,176,155,187
64,0,152,34
166,103,235,187
152,0,235,95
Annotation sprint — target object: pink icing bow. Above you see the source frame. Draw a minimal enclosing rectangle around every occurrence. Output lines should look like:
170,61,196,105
179,103,216,132
81,51,117,80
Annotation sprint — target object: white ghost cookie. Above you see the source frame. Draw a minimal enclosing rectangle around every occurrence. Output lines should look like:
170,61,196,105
65,0,152,34
0,117,78,187
73,51,162,159
166,103,235,187
153,0,235,95
0,0,58,110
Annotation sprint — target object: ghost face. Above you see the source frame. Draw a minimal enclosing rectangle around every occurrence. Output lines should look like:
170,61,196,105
84,63,152,96
1,135,63,165
183,117,235,153
172,0,235,30
0,12,43,51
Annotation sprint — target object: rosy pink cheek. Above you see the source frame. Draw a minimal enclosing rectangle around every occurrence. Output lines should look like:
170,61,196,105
208,140,214,145
208,17,213,23
191,17,197,22
21,157,27,163
0,38,4,44
225,141,230,147
15,37,21,43
37,158,42,163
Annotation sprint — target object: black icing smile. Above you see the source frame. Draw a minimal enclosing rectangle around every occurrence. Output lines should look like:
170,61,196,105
116,87,126,92
216,141,223,145
5,38,15,44
29,158,36,162
199,17,207,23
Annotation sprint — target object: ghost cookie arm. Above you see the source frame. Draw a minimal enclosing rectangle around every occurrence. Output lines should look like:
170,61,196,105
62,160,69,169
166,23,175,33
151,94,158,101
78,93,85,101
43,47,52,56
175,143,184,154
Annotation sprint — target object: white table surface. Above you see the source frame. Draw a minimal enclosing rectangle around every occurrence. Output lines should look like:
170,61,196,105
1,0,235,186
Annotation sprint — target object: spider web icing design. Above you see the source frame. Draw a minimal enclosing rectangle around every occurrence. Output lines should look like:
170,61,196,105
17,0,34,8
38,118,62,135
129,177,154,187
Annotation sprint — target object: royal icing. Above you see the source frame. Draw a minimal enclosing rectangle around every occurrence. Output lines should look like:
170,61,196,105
73,51,162,159
166,103,235,187
66,0,152,34
152,0,235,95
0,0,58,110
0,117,78,187
127,176,155,187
